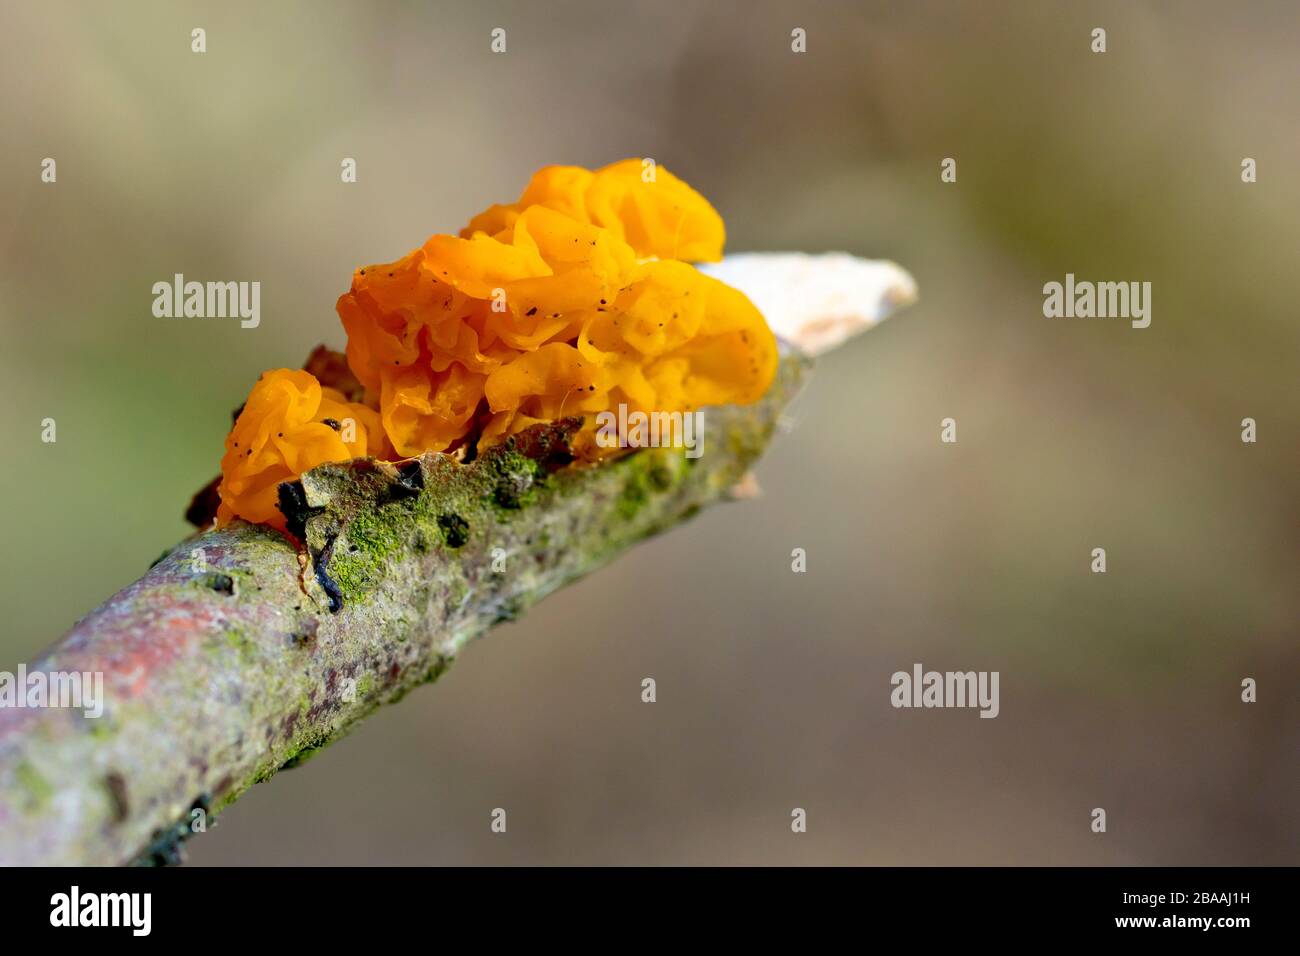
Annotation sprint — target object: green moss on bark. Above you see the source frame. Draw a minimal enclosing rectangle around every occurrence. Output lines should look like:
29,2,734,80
0,348,809,866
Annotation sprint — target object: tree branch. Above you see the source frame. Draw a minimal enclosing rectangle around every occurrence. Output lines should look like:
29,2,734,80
0,253,914,866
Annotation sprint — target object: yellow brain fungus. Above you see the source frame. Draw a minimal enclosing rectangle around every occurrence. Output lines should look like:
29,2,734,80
215,369,387,529
216,159,777,533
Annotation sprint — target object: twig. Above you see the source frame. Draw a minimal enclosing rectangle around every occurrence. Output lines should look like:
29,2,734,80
0,253,914,866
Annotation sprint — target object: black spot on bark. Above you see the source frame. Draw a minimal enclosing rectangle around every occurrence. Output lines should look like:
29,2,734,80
381,459,425,504
278,480,323,541
438,513,470,548
289,618,319,647
104,771,129,824
185,475,222,529
199,572,235,596
310,533,344,613
130,794,210,867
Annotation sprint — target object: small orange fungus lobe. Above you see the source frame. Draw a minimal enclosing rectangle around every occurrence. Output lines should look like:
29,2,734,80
215,369,387,532
216,160,776,530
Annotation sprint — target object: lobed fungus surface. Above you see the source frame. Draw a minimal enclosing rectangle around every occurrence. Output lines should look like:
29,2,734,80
217,160,777,532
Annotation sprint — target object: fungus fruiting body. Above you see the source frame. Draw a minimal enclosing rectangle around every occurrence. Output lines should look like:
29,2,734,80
217,160,778,532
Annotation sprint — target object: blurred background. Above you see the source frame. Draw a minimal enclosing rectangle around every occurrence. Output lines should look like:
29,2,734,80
1,0,1296,864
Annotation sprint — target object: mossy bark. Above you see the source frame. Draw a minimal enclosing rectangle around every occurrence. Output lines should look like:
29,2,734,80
0,350,808,866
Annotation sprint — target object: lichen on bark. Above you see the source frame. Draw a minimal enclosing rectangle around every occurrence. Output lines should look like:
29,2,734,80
0,347,809,866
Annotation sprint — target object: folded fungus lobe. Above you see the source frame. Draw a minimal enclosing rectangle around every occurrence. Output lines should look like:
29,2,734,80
216,159,777,532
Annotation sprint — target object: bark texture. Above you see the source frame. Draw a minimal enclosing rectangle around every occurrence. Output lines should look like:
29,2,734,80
0,350,808,865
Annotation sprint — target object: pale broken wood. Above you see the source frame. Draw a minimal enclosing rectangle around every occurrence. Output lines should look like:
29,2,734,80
703,252,917,356
0,252,914,866
717,252,915,502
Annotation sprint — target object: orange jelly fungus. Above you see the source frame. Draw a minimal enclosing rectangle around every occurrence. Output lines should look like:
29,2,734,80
216,159,777,532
